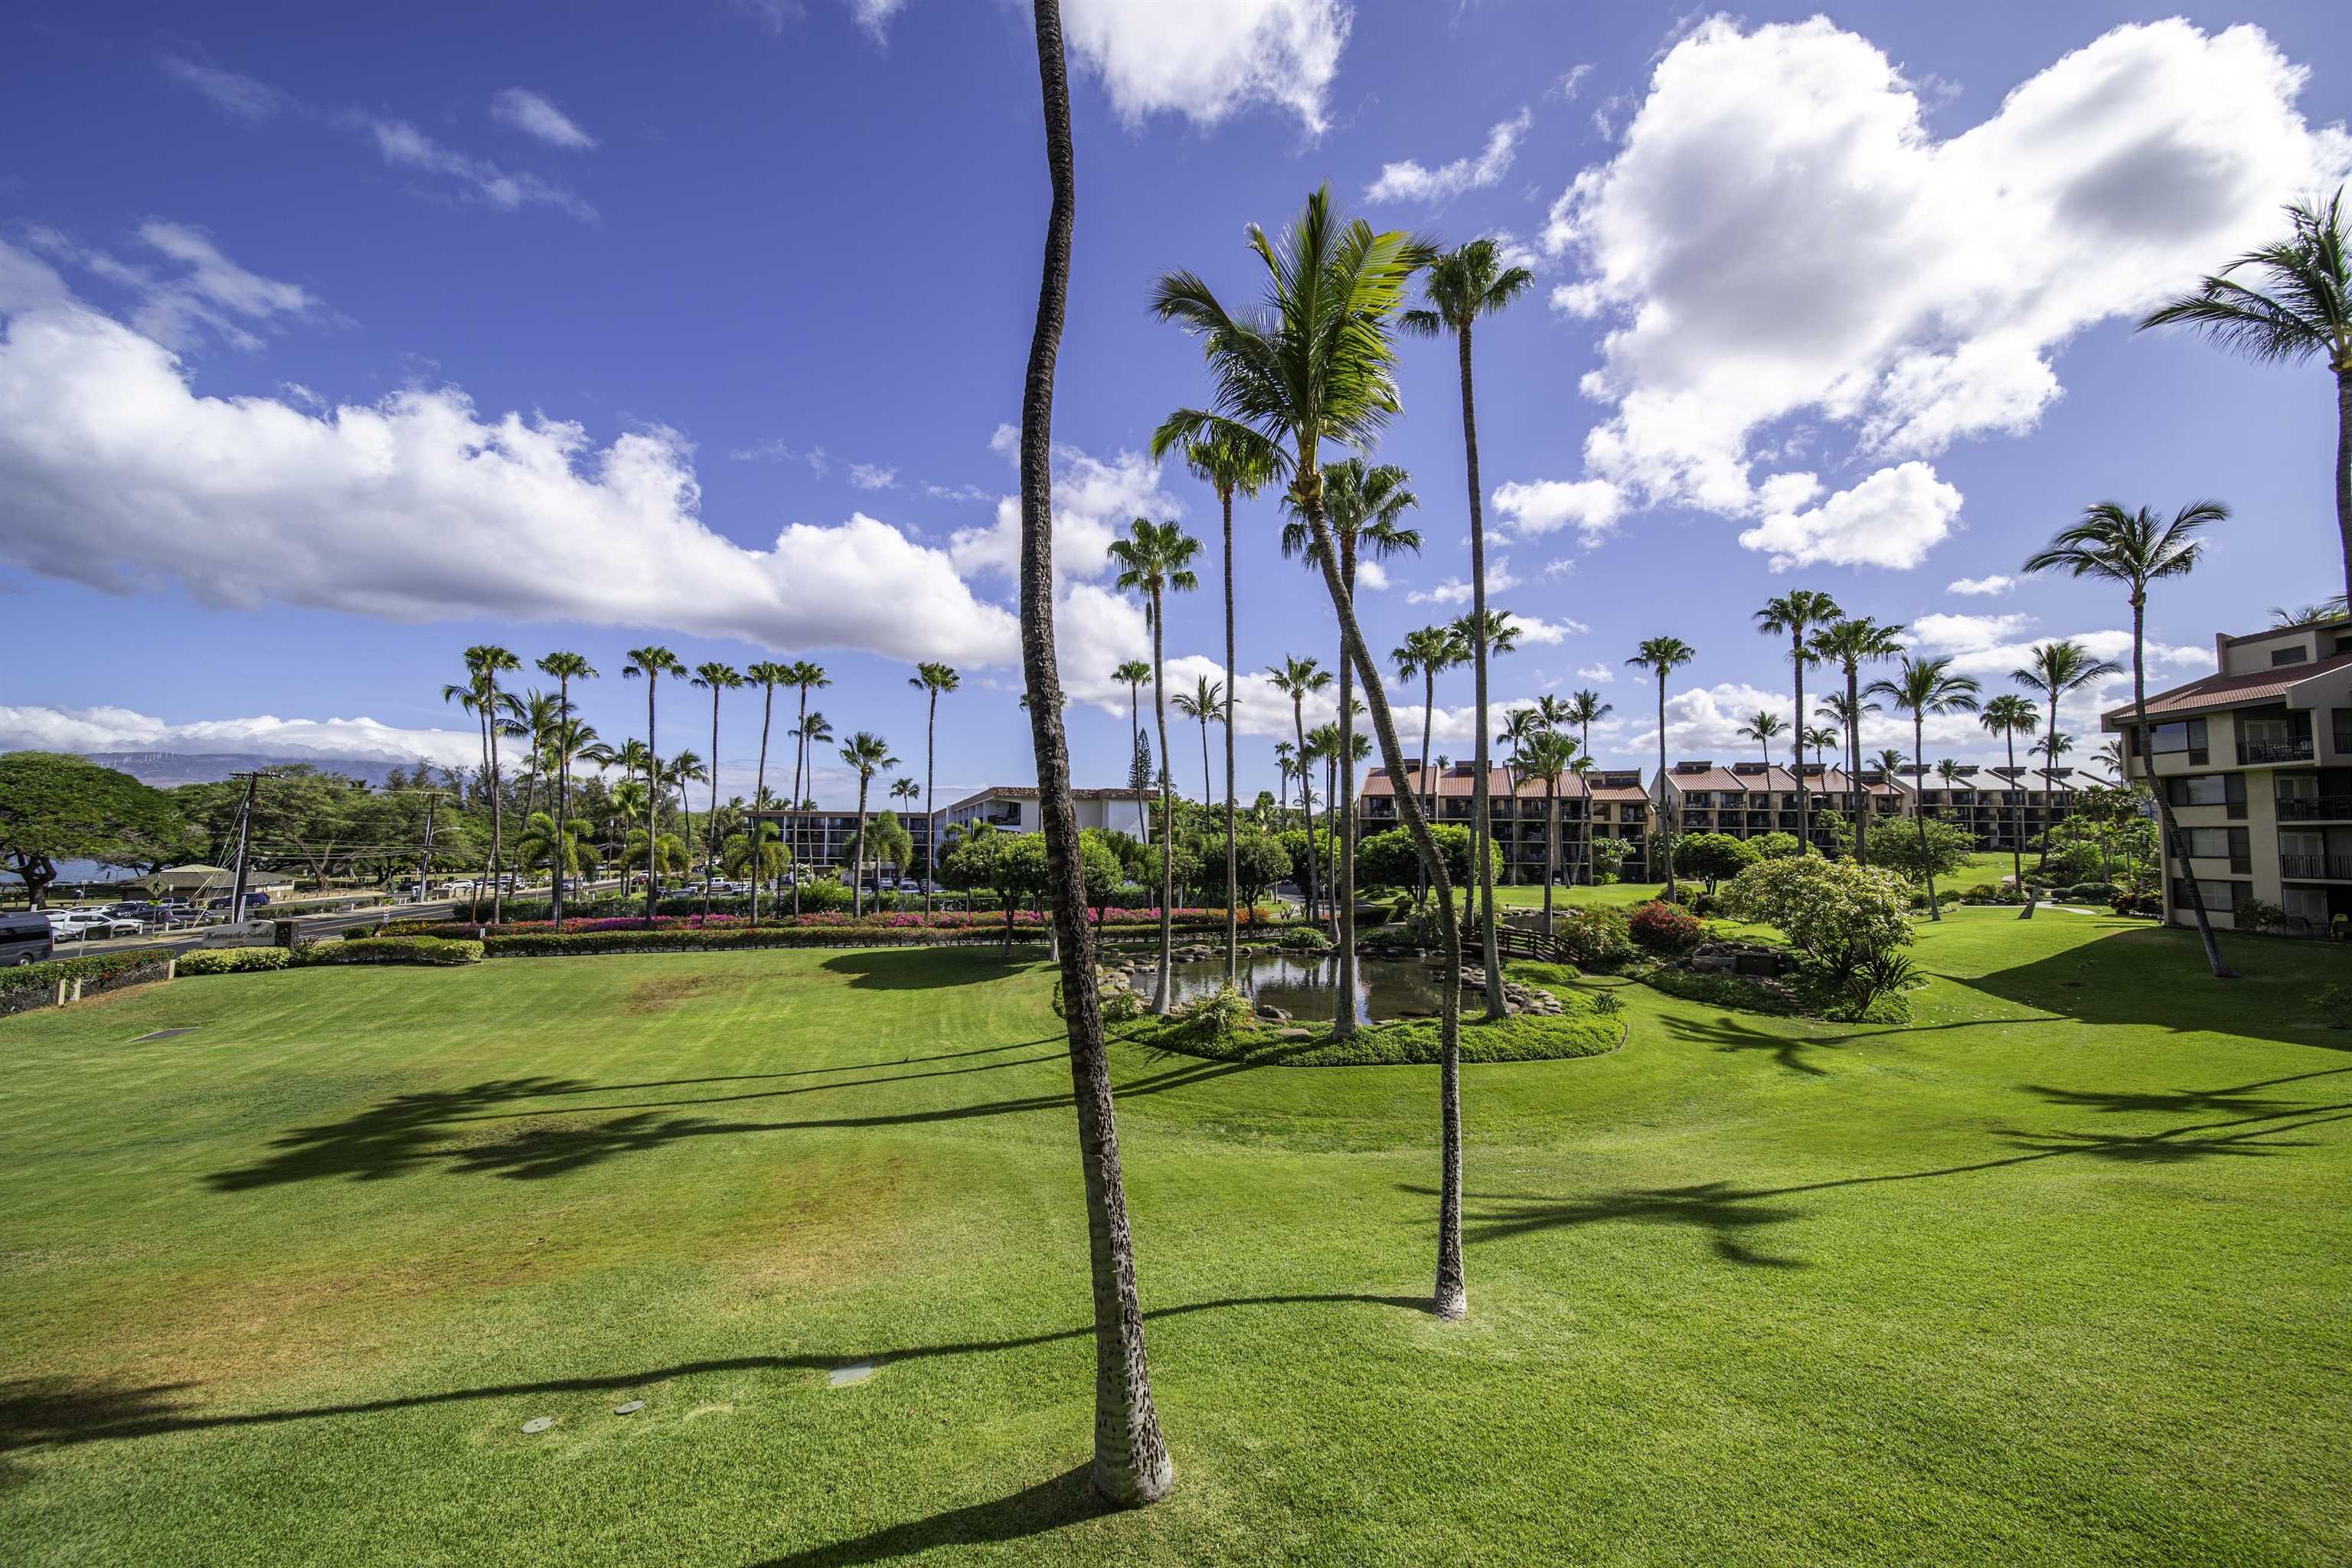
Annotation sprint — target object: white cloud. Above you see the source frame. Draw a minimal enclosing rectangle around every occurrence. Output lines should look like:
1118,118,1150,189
923,482,990,503
0,243,1017,667
361,116,597,221
160,56,288,122
0,706,485,772
732,439,829,475
1911,611,2033,651
1410,555,1522,606
1574,664,1615,684
1060,0,1350,132
1947,573,2014,597
1367,108,1531,204
1354,558,1390,591
949,444,1180,583
1540,17,2352,532
1736,461,1964,571
851,0,906,39
491,88,599,151
1502,612,1581,646
1540,557,1575,579
848,462,898,491
1489,477,1624,545
1550,64,1595,102
35,221,317,353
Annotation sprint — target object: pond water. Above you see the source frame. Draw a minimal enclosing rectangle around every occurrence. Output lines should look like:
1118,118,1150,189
1142,952,1456,1025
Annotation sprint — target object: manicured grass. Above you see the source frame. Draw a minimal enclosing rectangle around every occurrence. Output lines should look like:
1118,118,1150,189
3,918,2347,1565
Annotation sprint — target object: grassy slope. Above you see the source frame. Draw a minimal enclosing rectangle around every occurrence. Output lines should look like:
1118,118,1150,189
2,916,2347,1566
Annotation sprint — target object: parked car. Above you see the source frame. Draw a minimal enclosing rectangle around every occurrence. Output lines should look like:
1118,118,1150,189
0,912,54,965
202,892,272,912
44,910,141,941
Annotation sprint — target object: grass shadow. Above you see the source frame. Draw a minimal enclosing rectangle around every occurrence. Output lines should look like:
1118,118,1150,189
1958,922,2347,1048
1658,1011,1838,1078
751,1464,1110,1566
818,949,1038,991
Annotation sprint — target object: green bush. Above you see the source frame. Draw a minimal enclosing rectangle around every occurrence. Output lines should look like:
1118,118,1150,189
293,936,483,966
1749,831,1803,861
2314,982,2352,1029
1276,925,1334,952
2110,889,2160,917
2232,897,2288,933
1628,900,1705,955
176,947,290,975
1553,904,1636,970
1175,983,1254,1040
1111,1008,1619,1067
1639,965,1804,1015
0,950,175,1015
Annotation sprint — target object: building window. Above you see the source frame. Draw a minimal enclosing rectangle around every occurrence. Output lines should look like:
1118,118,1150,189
2173,878,2249,913
2166,773,2246,816
2146,718,2207,760
2269,646,2309,667
2182,827,2251,872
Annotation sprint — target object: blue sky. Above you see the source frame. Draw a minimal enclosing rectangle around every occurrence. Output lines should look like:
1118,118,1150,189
3,0,2348,806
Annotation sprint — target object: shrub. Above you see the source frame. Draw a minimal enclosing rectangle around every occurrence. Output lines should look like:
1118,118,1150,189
1846,950,1926,1015
1749,831,1804,861
2110,889,2160,917
1673,832,1759,893
1723,855,1914,983
1587,988,1625,1017
293,936,483,966
1628,900,1704,955
1276,925,1333,952
1099,985,1146,1024
2232,897,2288,933
2313,982,2352,1029
1175,983,1253,1040
1588,837,1632,883
176,947,290,975
0,950,176,1017
1553,904,1636,969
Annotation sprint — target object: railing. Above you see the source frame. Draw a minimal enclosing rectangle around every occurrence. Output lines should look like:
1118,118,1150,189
2243,739,2315,763
1474,922,1571,965
2277,795,2352,822
2279,854,2352,880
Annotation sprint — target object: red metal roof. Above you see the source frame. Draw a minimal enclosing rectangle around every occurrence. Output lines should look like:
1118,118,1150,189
2101,649,2352,722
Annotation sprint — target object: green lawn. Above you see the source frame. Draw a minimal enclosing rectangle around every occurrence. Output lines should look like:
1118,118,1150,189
1490,849,2021,910
4,915,2347,1566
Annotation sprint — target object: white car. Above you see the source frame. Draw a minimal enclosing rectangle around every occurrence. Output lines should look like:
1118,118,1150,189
46,910,142,941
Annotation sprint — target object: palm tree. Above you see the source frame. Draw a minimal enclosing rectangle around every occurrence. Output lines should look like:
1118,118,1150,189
1446,609,1521,966
1521,728,1577,935
1736,710,1786,771
779,662,831,913
622,646,685,924
1801,725,1840,771
1628,637,1695,899
691,663,743,915
1393,624,1462,903
2034,731,2076,774
1107,516,1201,1013
1154,185,1473,1321
837,733,897,918
2093,737,2127,783
743,661,790,920
2024,499,2236,975
2271,596,2350,626
1404,239,1532,1023
890,776,922,825
459,646,521,922
513,689,564,830
1282,456,1423,1030
2138,190,2350,605
1809,618,1906,866
1866,655,1981,920
663,750,707,872
440,659,496,920
516,809,586,884
536,652,596,923
909,662,960,918
2008,639,2122,893
1755,590,1841,853
1161,425,1277,985
1562,689,1612,886
1268,655,1331,923
1110,658,1155,840
1170,676,1223,805
1023,0,1174,1501
1981,694,2040,913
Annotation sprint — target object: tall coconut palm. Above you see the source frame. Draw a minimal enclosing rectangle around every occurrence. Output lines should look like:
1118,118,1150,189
536,652,596,922
440,657,498,920
2024,499,2236,977
1628,637,1695,900
1282,456,1423,1033
1736,710,1786,771
1801,725,1840,771
513,689,564,829
2008,639,2123,901
1809,618,1906,866
838,733,897,919
777,664,828,910
743,661,791,920
463,646,521,922
1267,655,1331,923
1563,689,1612,885
1446,608,1521,972
1522,727,1577,934
2138,190,2350,605
1171,676,1223,805
1107,516,1201,1014
1405,239,1532,1024
1154,185,1475,1321
691,663,743,915
1160,425,1278,985
1981,694,2040,913
1755,590,1841,853
1866,655,1981,920
622,646,685,925
1022,0,1174,1501
908,662,960,917
1393,623,1462,904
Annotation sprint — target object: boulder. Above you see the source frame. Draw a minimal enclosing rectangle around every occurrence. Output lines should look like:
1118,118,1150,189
1273,1027,1313,1042
1254,1004,1292,1022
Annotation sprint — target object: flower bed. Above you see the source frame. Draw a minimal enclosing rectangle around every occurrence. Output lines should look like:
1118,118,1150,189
0,951,177,1019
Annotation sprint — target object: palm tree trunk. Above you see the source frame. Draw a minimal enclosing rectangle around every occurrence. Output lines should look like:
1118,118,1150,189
2036,681,2060,880
704,692,720,917
1914,714,1939,919
923,690,938,923
487,681,505,926
2006,728,2031,920
790,688,809,916
1021,0,1174,1503
1151,588,1175,1015
1129,686,1147,841
1220,486,1238,985
1455,324,1504,1021
469,703,489,922
2134,599,2236,977
643,678,659,927
1197,716,1210,809
1656,676,1675,899
2336,368,2351,609
852,776,869,920
752,684,774,924
1298,472,1465,1322
1294,701,1319,924
1791,632,1808,853
1333,553,1360,1041
1418,671,1436,910
554,675,572,926
1847,666,1868,868
1544,781,1558,936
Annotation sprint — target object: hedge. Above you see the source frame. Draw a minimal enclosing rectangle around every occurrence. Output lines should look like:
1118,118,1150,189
177,947,291,975
293,936,485,966
0,951,176,1018
485,927,1004,957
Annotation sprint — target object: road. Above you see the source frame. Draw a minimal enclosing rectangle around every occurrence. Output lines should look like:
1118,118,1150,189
41,880,626,960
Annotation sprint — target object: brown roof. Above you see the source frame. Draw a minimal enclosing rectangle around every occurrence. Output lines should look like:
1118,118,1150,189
1362,765,1649,803
2102,649,2352,723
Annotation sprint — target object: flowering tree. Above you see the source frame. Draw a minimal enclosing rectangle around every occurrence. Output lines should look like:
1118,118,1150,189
1725,855,1915,982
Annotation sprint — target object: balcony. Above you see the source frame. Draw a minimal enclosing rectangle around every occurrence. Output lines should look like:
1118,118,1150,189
2243,738,2315,764
2278,795,2352,822
2280,854,2352,880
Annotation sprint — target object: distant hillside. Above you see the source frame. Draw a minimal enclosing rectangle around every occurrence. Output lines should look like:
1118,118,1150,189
80,752,439,789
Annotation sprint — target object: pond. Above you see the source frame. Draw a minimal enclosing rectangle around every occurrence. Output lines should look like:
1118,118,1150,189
1142,952,1459,1025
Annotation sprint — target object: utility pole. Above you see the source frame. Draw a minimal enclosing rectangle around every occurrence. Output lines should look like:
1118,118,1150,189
224,770,267,923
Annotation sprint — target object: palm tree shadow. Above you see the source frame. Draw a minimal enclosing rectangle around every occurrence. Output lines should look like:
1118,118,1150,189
1658,1012,1838,1077
750,1465,1109,1566
819,949,1038,990
1404,1182,1808,1268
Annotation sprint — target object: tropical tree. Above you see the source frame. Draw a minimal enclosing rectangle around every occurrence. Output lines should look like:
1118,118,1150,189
662,750,707,877
909,662,960,916
1021,0,1174,1501
2138,190,2350,605
1171,675,1224,805
1521,728,1577,934
1393,623,1462,902
514,809,587,881
1153,185,1474,1321
1112,659,1155,840
1736,710,1786,770
1866,655,1981,920
1405,238,1532,1022
723,821,789,887
1628,636,1695,900
1267,655,1331,922
2271,596,2350,626
536,652,597,923
463,646,520,921
622,646,686,925
1446,608,1521,982
1980,694,2040,912
783,662,831,913
1107,515,1201,1014
2025,499,2236,976
837,732,897,918
1810,618,1906,867
1756,590,1841,851
743,661,790,921
2008,639,2122,887
1801,725,1840,771
1161,424,1277,985
690,663,743,914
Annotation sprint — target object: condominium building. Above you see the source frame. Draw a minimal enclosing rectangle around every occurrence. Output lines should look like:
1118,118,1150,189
756,785,1154,878
1903,764,2087,850
1357,762,1655,883
1651,761,1906,852
2104,613,2352,936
